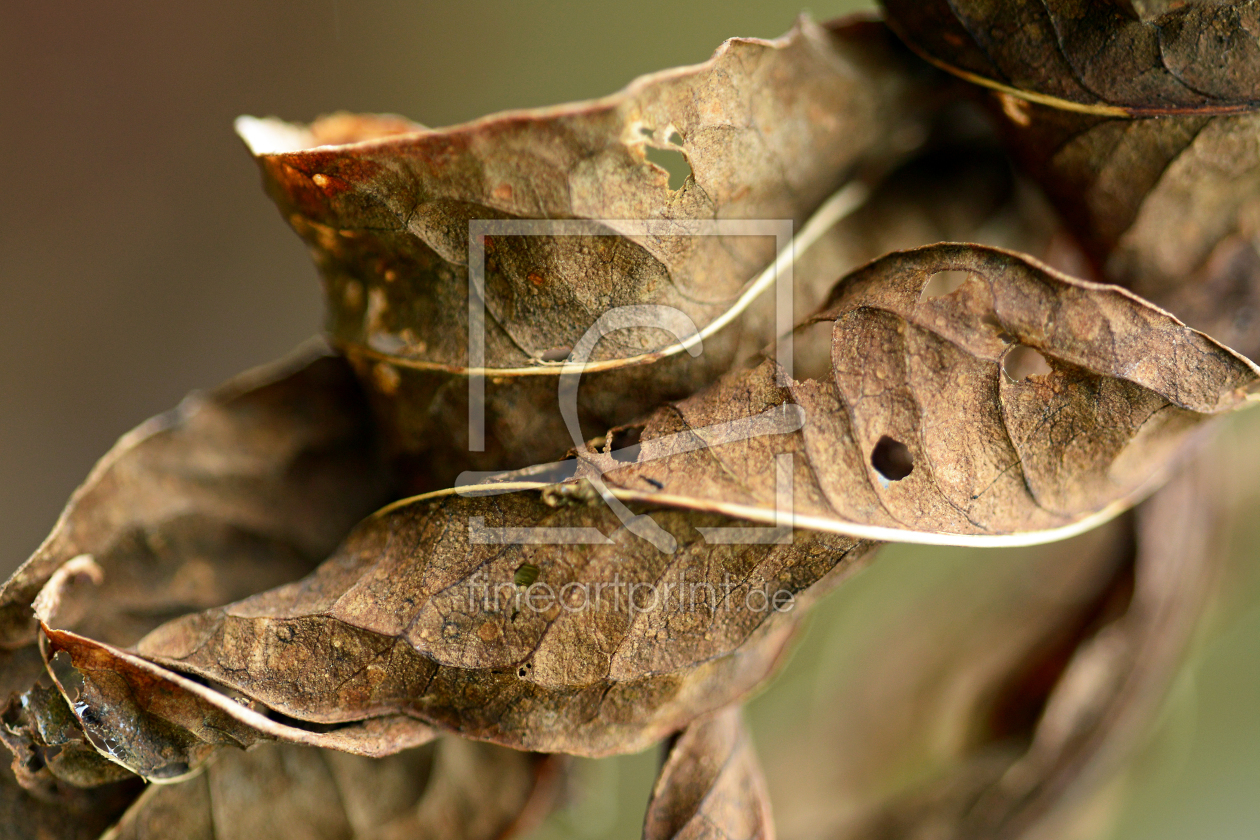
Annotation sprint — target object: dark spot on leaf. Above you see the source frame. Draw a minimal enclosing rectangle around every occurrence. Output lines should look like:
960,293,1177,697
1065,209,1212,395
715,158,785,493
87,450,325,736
871,436,914,482
514,564,540,587
981,313,1012,342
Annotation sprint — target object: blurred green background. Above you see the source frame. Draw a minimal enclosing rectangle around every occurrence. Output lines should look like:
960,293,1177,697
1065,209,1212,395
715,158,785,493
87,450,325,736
2,2,1258,837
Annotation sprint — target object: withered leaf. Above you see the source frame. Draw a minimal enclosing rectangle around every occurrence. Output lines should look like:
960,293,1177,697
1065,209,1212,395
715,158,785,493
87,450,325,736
3,132,1070,776
880,0,1260,115
580,243,1259,544
1,682,133,793
1,646,139,836
881,0,1260,361
989,100,1260,361
645,707,773,840
238,17,935,486
126,499,873,757
59,241,1250,766
104,738,561,840
38,625,438,781
0,345,433,786
0,342,393,650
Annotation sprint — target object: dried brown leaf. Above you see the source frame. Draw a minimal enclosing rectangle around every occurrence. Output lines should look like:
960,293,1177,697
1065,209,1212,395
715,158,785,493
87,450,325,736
3,130,1074,785
37,625,435,781
880,0,1260,115
238,17,935,487
645,707,773,840
880,0,1260,362
125,497,873,757
1,682,133,793
0,646,139,836
0,345,432,788
55,242,1249,767
988,100,1260,361
579,243,1259,544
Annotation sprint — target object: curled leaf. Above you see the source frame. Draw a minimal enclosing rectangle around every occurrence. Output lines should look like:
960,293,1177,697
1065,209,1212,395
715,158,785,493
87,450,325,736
0,345,421,786
582,243,1259,544
76,242,1256,762
881,0,1260,361
880,0,1260,115
3,127,1072,777
1,682,132,794
0,343,394,649
130,498,873,757
240,17,935,485
38,626,435,781
645,707,773,840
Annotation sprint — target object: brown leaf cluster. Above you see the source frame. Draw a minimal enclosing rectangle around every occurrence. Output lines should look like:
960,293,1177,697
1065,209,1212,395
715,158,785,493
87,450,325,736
6,6,1260,839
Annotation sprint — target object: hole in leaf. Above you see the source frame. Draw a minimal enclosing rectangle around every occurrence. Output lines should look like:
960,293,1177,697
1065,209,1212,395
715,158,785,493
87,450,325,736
921,270,972,299
871,436,914,483
644,134,691,191
607,425,644,463
1003,345,1053,381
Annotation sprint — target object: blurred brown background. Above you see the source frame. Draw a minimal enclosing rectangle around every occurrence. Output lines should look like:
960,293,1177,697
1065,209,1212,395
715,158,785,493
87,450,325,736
3,1,1258,838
